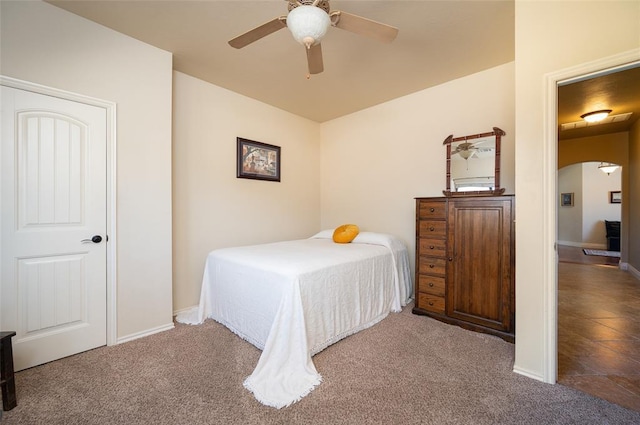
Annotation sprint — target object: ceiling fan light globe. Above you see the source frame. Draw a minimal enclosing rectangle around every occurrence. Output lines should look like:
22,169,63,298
459,150,472,160
287,5,330,47
302,36,315,49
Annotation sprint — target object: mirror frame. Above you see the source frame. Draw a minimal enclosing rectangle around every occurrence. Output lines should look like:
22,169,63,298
442,127,506,197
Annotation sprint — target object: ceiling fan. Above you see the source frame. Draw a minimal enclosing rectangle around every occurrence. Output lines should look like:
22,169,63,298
228,0,399,75
452,140,495,160
452,142,478,160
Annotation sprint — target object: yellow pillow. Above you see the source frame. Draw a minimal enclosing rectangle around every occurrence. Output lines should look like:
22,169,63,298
333,224,360,243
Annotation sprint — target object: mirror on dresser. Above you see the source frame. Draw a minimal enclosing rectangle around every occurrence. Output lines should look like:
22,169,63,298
442,127,505,196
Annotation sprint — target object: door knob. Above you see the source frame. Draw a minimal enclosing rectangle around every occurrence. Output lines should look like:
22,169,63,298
81,235,103,244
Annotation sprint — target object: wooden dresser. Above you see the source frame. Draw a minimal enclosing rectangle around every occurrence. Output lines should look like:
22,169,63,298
413,195,515,342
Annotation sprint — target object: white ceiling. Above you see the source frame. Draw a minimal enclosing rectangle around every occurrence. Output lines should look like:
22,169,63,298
47,0,515,123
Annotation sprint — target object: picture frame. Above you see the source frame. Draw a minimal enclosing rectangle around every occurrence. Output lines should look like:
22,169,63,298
560,192,574,207
609,191,621,204
236,137,281,182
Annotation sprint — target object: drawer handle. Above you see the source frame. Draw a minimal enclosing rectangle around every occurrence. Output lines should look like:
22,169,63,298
428,282,434,287
430,207,435,212
429,226,435,231
428,301,434,306
429,245,435,249
429,264,434,268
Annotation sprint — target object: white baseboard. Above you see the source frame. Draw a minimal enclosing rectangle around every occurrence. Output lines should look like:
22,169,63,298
557,241,606,250
173,305,198,317
116,322,175,345
626,263,640,281
513,366,547,383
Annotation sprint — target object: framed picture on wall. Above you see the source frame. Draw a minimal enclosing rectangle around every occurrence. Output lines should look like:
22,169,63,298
560,192,574,207
609,191,621,204
236,137,281,182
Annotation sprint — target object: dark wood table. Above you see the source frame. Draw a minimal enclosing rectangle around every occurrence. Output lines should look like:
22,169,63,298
0,331,17,411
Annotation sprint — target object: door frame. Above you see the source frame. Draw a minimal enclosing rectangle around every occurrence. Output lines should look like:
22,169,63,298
1,76,118,346
542,49,640,383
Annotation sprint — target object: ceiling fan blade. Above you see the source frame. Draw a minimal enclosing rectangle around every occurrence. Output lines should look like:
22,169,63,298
456,142,475,151
228,17,287,49
306,43,324,74
331,11,398,43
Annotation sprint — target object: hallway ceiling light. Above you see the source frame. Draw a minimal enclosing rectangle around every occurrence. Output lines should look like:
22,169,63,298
598,162,620,175
560,112,633,131
580,109,612,123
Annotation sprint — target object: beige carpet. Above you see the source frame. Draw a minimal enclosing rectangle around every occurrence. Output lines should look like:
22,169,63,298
4,303,640,425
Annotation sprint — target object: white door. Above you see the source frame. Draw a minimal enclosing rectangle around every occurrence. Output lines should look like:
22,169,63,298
1,86,107,371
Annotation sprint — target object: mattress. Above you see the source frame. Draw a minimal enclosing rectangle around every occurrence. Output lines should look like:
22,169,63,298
176,230,412,407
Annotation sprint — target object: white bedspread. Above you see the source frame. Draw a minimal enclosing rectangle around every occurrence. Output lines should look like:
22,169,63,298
176,231,412,408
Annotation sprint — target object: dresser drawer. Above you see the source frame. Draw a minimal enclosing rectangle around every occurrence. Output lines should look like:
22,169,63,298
418,257,447,276
417,293,445,313
419,238,446,257
418,201,446,219
417,275,445,296
418,220,446,238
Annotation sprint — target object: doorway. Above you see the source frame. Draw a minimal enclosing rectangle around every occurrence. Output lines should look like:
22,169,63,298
0,77,117,370
553,61,640,411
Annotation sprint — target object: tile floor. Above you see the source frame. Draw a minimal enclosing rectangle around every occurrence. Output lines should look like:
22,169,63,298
558,245,640,412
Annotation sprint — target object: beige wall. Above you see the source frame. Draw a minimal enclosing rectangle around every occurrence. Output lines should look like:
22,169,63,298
557,165,583,244
630,120,640,274
581,162,622,245
1,1,174,340
558,132,628,254
558,162,623,247
514,0,640,381
172,64,514,311
172,72,321,311
320,62,515,272
558,133,629,169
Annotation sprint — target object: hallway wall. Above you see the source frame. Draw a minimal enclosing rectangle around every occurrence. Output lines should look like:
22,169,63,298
558,162,621,248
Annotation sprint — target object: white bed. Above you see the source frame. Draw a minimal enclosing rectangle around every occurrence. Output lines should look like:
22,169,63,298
176,230,412,408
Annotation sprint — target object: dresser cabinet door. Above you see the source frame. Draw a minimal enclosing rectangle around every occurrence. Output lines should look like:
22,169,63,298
446,198,513,332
